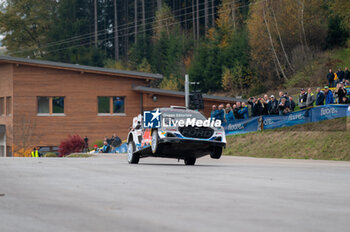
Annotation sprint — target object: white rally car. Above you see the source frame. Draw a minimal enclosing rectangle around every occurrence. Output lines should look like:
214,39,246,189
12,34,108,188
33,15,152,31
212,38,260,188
127,106,226,165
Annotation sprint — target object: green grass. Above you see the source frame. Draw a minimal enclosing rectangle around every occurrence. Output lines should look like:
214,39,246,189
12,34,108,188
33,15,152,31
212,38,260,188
65,153,94,158
44,152,59,157
284,48,350,90
224,117,350,161
331,48,350,66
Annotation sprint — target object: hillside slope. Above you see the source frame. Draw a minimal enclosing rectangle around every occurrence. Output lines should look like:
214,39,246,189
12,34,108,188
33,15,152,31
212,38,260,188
224,117,350,161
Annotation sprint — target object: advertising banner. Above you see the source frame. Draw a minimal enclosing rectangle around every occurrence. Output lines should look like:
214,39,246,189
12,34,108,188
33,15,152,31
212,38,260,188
223,117,260,135
310,105,348,122
262,109,311,130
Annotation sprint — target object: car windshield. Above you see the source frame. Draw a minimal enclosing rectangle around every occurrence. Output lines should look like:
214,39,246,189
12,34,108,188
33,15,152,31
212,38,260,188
161,110,206,122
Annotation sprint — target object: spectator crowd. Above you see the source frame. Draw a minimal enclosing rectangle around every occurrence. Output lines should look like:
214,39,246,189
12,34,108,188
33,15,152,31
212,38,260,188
94,133,122,153
210,67,350,123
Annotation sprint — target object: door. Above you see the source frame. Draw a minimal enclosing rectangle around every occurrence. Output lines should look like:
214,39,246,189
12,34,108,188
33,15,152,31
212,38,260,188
0,125,6,157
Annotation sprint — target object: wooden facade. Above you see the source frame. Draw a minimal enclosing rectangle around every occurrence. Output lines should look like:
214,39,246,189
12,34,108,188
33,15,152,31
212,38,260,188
0,57,240,156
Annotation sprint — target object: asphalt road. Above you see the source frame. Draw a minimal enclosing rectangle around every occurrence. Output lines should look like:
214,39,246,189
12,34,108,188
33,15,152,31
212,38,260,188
1,155,350,232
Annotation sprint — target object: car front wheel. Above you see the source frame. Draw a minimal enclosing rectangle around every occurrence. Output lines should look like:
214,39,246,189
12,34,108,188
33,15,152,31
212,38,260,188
127,141,139,164
184,157,196,165
210,146,222,159
151,130,159,154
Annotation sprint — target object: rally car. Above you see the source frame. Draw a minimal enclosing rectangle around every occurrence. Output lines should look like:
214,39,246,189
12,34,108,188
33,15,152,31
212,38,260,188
126,106,226,165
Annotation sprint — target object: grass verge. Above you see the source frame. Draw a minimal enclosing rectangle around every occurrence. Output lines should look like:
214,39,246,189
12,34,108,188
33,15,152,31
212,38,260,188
65,153,95,158
224,117,350,161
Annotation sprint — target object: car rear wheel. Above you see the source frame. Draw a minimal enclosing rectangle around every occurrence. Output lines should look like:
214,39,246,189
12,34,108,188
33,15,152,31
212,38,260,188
127,141,139,164
151,130,159,154
210,147,222,159
184,157,196,165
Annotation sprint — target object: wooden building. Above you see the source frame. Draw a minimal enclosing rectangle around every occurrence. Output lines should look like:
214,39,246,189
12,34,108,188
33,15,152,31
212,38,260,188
0,56,242,156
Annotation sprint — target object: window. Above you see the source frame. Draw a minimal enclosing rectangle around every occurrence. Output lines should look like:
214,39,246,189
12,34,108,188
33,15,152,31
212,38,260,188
6,97,12,116
37,97,65,116
0,97,4,116
98,96,125,115
113,97,125,114
52,97,64,114
98,97,110,114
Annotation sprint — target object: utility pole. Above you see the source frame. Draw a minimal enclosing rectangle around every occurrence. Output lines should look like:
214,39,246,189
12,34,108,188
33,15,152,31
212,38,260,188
94,0,98,47
142,0,145,35
134,0,138,44
185,74,189,108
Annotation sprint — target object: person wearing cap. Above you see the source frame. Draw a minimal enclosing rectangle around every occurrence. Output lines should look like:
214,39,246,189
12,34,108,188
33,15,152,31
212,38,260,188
324,86,334,105
315,87,325,106
298,88,307,109
327,69,335,87
268,95,278,115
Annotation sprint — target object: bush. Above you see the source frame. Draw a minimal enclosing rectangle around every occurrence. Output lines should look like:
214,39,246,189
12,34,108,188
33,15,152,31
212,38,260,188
59,135,85,157
44,152,58,157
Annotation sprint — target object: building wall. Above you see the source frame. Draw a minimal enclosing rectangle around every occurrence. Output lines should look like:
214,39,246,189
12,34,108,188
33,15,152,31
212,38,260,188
0,64,13,153
12,64,147,147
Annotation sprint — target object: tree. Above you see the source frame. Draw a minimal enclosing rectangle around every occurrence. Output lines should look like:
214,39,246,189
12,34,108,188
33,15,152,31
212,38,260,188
114,0,120,60
0,0,57,58
45,0,105,66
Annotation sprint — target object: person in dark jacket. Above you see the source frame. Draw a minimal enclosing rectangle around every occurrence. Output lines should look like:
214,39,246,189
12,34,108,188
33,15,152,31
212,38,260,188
278,98,290,115
327,69,335,87
298,88,307,109
234,102,242,119
268,95,279,115
248,97,264,116
100,141,111,153
315,88,325,105
84,136,89,152
261,94,269,115
337,68,344,83
344,67,350,82
215,104,225,122
111,133,122,148
324,86,334,104
335,83,347,104
289,96,296,111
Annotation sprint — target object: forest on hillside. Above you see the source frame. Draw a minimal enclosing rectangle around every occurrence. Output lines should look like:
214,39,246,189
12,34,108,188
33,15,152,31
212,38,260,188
0,0,349,96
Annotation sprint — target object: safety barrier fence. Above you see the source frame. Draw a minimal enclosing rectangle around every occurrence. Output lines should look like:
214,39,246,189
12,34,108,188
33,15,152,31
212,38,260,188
223,104,350,135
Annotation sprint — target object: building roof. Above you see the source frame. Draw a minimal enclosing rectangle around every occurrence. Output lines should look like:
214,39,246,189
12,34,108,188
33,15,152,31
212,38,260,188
0,56,163,80
133,85,246,102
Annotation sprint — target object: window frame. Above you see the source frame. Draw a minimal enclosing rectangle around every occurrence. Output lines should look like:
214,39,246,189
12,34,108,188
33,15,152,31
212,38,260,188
6,97,12,116
97,96,126,116
0,97,4,116
37,96,66,116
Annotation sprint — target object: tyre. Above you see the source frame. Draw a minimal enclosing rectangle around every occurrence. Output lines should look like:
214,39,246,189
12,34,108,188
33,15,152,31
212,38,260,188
210,147,222,159
184,157,196,165
151,130,159,154
127,141,139,164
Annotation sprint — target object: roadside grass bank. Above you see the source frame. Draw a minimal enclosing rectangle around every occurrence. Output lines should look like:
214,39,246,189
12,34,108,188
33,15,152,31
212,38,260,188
65,153,95,158
224,117,350,161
